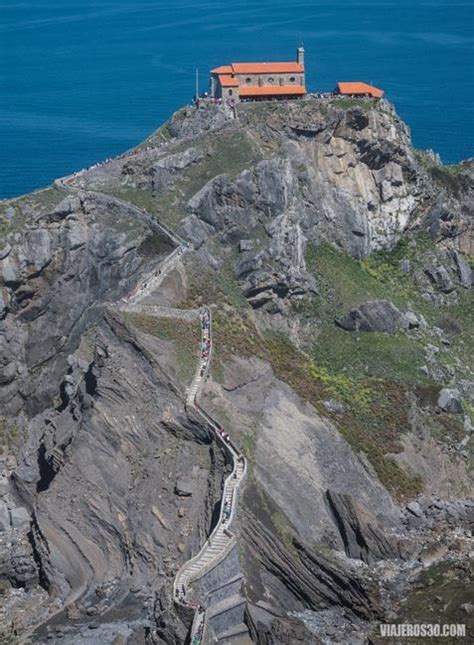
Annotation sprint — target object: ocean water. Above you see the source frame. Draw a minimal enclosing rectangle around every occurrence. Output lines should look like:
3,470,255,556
0,0,473,199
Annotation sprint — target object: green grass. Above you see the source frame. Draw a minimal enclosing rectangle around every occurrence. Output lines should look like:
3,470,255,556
0,187,67,241
0,417,25,455
109,128,263,231
209,307,423,500
179,250,249,311
326,97,377,110
314,327,428,384
0,203,28,241
241,431,257,461
303,242,435,385
124,312,199,386
136,120,175,150
389,560,474,644
307,238,432,312
181,128,262,197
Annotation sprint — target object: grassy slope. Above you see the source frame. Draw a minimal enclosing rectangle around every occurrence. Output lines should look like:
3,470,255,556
378,560,474,644
182,228,473,501
110,126,264,230
0,186,64,242
123,312,199,387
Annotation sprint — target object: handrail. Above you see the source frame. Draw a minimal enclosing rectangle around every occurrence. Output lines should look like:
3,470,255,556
173,306,247,645
56,167,247,645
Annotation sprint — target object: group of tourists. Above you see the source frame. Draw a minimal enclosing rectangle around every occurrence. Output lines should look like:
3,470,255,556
173,305,246,644
191,617,205,645
217,427,231,444
175,584,205,644
222,497,232,524
63,139,171,185
199,309,211,374
195,93,223,106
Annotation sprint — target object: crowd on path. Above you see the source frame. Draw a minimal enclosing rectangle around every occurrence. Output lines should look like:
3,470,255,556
60,169,245,644
173,306,247,645
120,241,189,305
62,140,172,183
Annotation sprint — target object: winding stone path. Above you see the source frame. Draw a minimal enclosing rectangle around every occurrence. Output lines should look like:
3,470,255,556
57,173,247,645
174,306,247,644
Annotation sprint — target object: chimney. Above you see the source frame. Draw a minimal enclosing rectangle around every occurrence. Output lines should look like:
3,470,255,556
297,46,305,67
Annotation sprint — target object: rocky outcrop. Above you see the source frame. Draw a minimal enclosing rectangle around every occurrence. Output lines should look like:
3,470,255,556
2,311,227,639
425,161,474,255
1,97,473,642
451,249,472,288
325,491,415,564
0,192,174,417
246,603,321,644
240,483,383,621
437,388,464,413
335,300,422,333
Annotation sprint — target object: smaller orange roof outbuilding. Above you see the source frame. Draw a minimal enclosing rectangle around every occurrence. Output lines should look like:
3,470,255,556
337,82,384,98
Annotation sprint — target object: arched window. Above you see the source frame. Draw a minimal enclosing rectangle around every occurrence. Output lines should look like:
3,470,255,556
245,77,251,84
268,77,274,84
228,89,233,95
289,76,295,82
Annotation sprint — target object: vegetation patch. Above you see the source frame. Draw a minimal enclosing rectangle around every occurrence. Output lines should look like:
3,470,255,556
179,251,248,311
110,128,262,231
0,417,25,455
390,560,474,644
326,97,377,110
210,307,422,500
0,187,64,240
124,312,199,386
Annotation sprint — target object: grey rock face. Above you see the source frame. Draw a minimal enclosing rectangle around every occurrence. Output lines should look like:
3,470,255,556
451,250,472,288
437,388,464,413
174,478,194,497
406,501,423,518
0,192,172,416
323,399,346,415
336,300,414,333
239,239,254,252
424,264,455,293
6,313,226,638
9,506,30,530
326,491,414,564
154,147,203,172
0,500,10,532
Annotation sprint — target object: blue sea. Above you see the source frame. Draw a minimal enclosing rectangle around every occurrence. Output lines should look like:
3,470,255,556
1,0,473,199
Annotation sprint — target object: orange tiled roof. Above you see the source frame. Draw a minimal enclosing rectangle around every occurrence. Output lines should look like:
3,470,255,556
231,62,304,74
239,85,306,97
337,82,384,98
211,65,233,74
217,74,239,87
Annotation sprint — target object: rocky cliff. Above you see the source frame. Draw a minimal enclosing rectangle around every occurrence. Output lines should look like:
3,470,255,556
0,97,473,643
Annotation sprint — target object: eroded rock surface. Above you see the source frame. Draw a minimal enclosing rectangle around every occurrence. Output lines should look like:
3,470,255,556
0,98,472,643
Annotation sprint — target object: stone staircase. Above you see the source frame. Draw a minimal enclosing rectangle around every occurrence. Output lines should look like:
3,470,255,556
174,307,248,644
57,176,248,643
